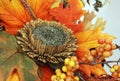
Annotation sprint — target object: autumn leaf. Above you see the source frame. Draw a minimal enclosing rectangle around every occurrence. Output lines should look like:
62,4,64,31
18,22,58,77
83,12,106,30
0,31,41,81
50,0,85,33
75,14,115,76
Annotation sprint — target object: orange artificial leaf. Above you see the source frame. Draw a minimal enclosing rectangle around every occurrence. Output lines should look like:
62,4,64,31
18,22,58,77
79,64,106,77
75,26,115,77
0,0,55,35
75,26,115,57
50,0,85,33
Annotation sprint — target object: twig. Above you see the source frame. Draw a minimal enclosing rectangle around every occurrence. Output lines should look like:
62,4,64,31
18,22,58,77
79,59,120,68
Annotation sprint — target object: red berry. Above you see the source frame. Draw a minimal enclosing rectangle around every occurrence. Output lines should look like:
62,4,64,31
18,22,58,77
98,38,105,44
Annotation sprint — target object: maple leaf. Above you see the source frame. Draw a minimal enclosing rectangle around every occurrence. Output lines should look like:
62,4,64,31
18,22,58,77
50,0,85,33
75,12,115,77
83,12,106,30
0,31,41,81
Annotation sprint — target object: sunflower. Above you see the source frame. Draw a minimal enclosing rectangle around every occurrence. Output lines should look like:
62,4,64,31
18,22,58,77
0,0,115,81
0,0,55,34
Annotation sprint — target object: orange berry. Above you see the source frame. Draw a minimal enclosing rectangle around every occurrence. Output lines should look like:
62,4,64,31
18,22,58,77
103,51,112,58
66,71,74,77
67,65,72,71
105,38,112,44
86,55,94,62
99,47,104,52
71,56,77,62
112,72,118,79
98,52,103,56
111,44,117,50
74,64,79,69
65,76,73,81
104,44,111,51
90,50,97,56
81,57,87,62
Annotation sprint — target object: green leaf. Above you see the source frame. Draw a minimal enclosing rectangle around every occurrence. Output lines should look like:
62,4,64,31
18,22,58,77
0,31,41,81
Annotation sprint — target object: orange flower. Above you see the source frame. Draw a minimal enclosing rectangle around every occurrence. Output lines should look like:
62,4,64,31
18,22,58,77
50,0,85,33
0,0,55,34
0,0,115,80
75,26,115,77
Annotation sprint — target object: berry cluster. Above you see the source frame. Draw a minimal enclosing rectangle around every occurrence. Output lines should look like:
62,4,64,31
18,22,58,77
110,64,120,79
51,56,79,81
81,38,117,62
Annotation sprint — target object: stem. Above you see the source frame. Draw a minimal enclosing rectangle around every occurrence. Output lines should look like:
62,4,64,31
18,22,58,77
20,0,37,20
79,59,120,68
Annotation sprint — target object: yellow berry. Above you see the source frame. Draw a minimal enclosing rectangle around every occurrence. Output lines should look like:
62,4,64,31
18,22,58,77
118,73,120,78
69,60,75,67
59,79,64,81
113,65,119,71
110,68,115,73
55,69,61,74
74,76,79,81
60,73,66,79
62,66,67,72
51,75,57,81
64,58,70,65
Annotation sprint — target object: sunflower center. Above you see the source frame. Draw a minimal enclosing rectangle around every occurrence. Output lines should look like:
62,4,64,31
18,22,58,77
33,25,68,46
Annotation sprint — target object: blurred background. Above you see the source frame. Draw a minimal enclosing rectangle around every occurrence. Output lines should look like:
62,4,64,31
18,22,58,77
83,0,120,74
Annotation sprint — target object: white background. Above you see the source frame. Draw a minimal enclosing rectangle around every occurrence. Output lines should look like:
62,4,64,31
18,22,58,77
84,0,120,74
